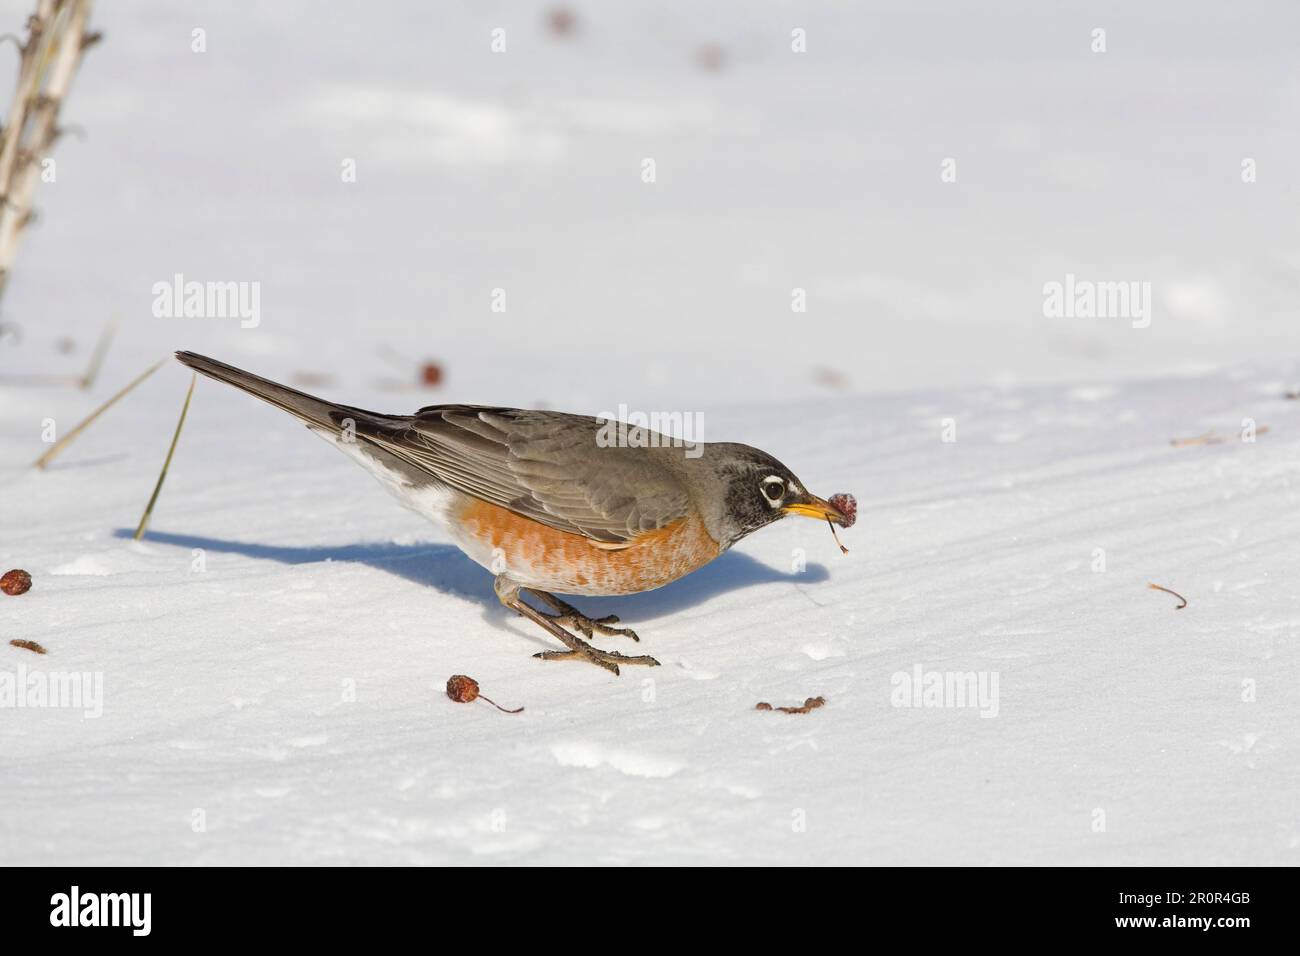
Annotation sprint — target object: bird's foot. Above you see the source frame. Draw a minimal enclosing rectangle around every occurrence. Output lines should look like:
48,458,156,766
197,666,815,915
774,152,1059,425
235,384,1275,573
527,589,641,642
495,578,660,675
533,645,661,676
548,611,639,642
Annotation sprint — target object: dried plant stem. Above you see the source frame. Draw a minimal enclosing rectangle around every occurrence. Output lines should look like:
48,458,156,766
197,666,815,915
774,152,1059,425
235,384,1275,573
1148,582,1187,610
32,357,164,469
826,515,848,554
0,0,98,303
133,373,195,540
478,694,524,714
1171,427,1269,448
76,312,117,387
0,314,117,388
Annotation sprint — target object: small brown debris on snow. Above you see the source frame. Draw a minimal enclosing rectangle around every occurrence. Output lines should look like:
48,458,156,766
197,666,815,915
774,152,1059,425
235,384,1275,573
375,346,444,389
546,7,577,36
812,367,849,390
1,569,32,596
1171,427,1268,448
445,674,523,714
1148,582,1188,610
420,362,443,387
756,696,826,715
695,43,726,72
446,674,479,702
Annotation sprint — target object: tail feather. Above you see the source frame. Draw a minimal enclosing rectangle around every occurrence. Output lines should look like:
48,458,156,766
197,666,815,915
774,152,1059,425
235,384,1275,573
174,351,378,434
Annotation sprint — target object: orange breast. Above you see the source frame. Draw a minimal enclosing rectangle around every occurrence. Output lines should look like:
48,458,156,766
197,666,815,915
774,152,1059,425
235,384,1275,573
452,497,721,596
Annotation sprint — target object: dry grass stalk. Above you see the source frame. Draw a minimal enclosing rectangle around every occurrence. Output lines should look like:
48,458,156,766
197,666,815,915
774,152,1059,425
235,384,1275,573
0,314,117,388
0,0,99,302
32,357,164,469
1148,582,1187,610
133,373,196,540
1171,427,1269,448
75,312,116,387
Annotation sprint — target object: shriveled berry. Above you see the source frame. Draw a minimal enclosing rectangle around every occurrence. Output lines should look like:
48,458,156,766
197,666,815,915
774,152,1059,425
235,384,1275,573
445,674,523,714
446,674,479,703
546,7,576,36
828,493,857,529
1,569,32,596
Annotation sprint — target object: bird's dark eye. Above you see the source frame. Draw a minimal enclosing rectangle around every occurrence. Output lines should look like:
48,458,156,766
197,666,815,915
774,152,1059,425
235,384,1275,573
762,479,784,500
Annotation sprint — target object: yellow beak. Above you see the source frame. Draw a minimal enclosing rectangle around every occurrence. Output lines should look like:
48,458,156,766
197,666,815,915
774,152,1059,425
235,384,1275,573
782,495,847,526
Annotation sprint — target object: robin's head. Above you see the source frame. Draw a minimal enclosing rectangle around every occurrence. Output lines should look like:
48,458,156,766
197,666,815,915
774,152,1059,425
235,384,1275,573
701,444,850,550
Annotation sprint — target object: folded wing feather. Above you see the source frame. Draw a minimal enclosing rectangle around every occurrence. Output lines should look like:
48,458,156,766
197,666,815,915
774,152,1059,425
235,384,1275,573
345,405,691,546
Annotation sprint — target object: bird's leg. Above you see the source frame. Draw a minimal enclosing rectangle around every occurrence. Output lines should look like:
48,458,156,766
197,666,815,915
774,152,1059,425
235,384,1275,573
524,588,640,642
494,576,660,676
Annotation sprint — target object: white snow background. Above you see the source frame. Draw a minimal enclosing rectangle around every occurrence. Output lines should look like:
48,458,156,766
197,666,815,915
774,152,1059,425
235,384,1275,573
1,1,1298,864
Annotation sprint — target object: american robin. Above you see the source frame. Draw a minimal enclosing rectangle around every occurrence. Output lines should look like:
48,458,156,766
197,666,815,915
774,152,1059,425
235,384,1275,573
175,352,851,674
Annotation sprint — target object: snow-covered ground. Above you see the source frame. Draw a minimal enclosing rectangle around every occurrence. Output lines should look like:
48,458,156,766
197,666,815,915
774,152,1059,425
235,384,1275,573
1,1,1298,864
3,362,1297,864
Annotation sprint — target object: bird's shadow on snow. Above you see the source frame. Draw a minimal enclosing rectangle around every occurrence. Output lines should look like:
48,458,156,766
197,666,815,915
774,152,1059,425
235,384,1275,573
116,528,828,622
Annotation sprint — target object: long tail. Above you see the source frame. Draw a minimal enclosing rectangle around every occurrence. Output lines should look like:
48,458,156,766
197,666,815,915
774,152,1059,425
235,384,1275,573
174,351,379,434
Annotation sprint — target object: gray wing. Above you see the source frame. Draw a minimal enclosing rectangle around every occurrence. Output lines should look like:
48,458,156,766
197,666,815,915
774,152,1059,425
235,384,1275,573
349,405,691,545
